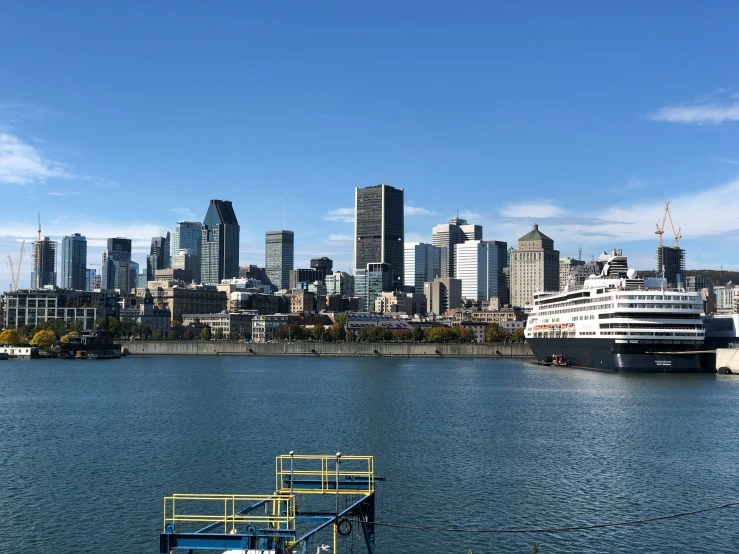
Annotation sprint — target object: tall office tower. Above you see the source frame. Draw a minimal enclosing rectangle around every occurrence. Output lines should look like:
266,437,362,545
510,224,559,307
85,268,97,292
353,184,404,289
432,217,482,278
31,236,58,288
354,262,392,311
173,221,202,283
657,245,685,288
101,237,139,292
454,240,507,301
147,232,171,281
201,199,240,284
60,233,87,290
310,256,333,281
404,243,441,295
265,230,294,290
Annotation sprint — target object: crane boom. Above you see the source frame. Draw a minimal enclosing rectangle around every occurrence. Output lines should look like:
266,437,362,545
7,255,15,291
655,201,670,248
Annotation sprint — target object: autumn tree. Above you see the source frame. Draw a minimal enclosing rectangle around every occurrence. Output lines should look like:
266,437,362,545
0,329,21,345
200,327,212,341
184,329,194,341
394,329,413,342
30,329,56,348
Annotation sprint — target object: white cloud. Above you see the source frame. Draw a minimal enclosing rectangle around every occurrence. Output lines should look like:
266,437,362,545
323,207,354,223
0,133,74,184
47,191,80,196
170,207,198,220
503,202,564,218
649,101,739,125
404,205,440,216
458,210,482,221
329,234,352,241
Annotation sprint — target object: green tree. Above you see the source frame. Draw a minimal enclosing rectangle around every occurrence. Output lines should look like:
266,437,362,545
412,327,425,342
333,312,349,330
140,324,152,340
106,316,121,338
184,329,194,341
485,324,510,343
120,319,136,339
214,328,224,341
168,330,178,341
200,327,212,341
42,318,68,338
60,331,79,343
30,329,56,348
227,331,238,341
152,329,163,340
0,329,21,345
311,325,327,341
18,325,39,341
511,328,526,343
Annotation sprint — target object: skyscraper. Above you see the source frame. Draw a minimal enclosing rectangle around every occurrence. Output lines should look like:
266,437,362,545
432,217,482,278
310,256,333,281
510,224,559,307
353,184,404,288
657,245,685,288
147,232,171,281
454,240,507,302
201,200,240,284
101,238,139,292
265,230,294,290
173,221,202,257
31,236,58,288
60,233,87,290
404,243,441,295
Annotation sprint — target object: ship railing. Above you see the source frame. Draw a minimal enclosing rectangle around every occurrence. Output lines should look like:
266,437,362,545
163,493,295,534
275,454,375,496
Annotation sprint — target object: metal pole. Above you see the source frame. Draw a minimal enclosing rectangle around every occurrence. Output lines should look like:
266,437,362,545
289,451,294,517
334,451,341,552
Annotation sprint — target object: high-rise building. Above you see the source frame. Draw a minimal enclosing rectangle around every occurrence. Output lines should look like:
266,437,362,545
61,233,87,290
147,232,171,281
354,184,404,289
172,221,202,281
404,243,441,295
265,230,294,290
85,268,97,292
31,236,58,288
325,271,354,296
310,256,333,281
424,277,462,315
510,224,559,307
454,240,507,301
101,238,139,292
657,245,685,288
559,257,586,291
432,217,482,278
201,200,240,284
354,263,392,311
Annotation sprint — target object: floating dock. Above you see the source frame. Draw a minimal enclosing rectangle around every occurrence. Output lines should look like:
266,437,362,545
160,453,382,554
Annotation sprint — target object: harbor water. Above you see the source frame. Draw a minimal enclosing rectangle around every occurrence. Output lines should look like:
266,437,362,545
1,356,739,553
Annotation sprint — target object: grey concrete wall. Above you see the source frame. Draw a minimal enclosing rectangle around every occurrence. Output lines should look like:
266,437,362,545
125,341,533,358
716,348,739,372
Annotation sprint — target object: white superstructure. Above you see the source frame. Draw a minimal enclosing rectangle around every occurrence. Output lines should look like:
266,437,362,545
525,253,704,346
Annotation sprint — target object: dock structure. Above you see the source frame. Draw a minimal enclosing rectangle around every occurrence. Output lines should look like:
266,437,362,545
160,453,381,554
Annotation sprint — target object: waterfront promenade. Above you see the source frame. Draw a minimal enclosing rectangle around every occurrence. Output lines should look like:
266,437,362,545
125,340,533,358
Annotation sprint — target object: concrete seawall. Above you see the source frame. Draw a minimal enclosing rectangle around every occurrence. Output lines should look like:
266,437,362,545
126,341,533,358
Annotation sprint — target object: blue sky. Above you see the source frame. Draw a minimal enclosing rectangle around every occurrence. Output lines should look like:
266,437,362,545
2,1,739,290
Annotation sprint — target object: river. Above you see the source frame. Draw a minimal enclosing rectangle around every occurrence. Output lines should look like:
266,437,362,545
1,356,738,553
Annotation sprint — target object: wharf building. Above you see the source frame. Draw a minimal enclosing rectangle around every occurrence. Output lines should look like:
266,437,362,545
61,233,87,291
454,240,508,303
424,277,462,316
657,245,685,288
147,279,227,323
147,232,171,281
404,243,441,295
432,217,482,278
31,236,57,289
265,230,294,291
2,288,120,330
118,290,171,334
201,199,240,285
181,312,255,339
354,184,404,290
510,224,559,308
101,238,139,293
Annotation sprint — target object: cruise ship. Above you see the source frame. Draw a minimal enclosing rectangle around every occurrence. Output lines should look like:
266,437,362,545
525,251,712,372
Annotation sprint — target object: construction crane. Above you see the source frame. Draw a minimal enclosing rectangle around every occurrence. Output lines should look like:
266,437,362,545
655,201,682,248
7,239,26,291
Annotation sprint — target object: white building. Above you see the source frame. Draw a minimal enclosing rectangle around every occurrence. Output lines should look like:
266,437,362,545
325,272,354,296
404,243,441,295
454,240,507,301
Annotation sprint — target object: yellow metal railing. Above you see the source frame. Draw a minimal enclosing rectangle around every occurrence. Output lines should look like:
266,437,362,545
275,454,374,496
163,493,295,534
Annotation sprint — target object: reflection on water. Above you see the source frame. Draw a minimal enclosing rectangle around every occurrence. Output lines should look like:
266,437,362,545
1,356,738,553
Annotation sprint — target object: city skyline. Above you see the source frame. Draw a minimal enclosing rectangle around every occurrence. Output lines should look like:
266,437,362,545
3,3,739,289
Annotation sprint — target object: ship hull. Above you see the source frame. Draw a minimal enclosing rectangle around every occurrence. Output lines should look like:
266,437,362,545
526,338,714,372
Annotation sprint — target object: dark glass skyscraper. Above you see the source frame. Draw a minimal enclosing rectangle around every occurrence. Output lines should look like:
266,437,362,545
31,236,57,288
101,237,138,292
201,199,240,284
354,184,404,288
61,233,87,290
147,232,171,281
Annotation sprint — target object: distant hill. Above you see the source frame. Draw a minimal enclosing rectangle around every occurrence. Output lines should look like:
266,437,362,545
637,269,739,287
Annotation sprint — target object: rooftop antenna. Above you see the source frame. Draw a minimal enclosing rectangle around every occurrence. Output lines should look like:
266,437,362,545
578,245,582,261
37,211,41,241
